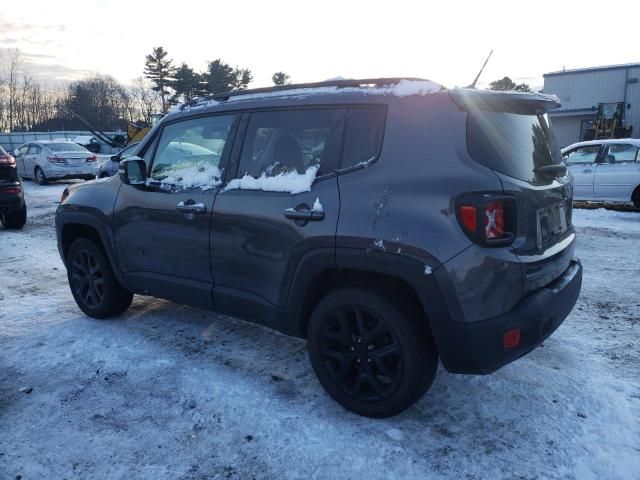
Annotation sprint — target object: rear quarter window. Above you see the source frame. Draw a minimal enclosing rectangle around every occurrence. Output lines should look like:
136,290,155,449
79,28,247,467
341,106,386,170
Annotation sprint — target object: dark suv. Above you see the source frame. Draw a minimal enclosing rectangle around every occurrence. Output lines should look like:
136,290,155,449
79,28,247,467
56,78,582,417
0,146,26,229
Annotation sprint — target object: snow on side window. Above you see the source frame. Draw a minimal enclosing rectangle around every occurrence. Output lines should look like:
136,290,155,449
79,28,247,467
148,115,234,191
225,109,342,194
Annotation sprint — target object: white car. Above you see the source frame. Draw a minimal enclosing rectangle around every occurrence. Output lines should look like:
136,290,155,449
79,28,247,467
13,140,99,185
562,139,640,207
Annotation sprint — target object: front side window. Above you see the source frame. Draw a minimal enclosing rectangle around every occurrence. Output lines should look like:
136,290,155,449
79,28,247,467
563,145,600,165
149,115,236,190
28,145,42,155
236,109,344,180
120,143,138,159
604,144,639,163
341,107,386,170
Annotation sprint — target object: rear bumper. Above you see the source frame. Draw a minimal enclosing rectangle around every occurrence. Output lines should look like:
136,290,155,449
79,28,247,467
435,259,582,374
45,163,98,179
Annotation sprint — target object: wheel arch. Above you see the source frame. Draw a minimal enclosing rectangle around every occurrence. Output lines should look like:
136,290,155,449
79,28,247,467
57,214,128,289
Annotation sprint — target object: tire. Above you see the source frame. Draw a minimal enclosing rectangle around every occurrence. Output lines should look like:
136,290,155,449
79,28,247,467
307,286,438,418
99,172,110,179
2,203,27,229
35,167,47,185
632,187,640,209
66,238,133,318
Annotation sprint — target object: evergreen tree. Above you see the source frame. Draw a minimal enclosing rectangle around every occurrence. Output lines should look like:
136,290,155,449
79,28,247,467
171,63,202,104
202,59,252,95
272,72,290,86
489,76,532,93
144,47,174,113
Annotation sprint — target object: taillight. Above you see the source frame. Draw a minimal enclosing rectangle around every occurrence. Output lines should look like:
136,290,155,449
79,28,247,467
48,156,66,164
0,186,21,195
60,188,69,204
0,154,15,166
86,155,97,162
457,194,516,246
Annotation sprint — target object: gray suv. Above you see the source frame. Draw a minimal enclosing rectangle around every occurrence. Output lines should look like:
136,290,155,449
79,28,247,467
55,78,582,417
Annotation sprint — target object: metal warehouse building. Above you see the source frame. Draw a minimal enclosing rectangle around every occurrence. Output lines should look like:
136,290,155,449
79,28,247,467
543,63,640,148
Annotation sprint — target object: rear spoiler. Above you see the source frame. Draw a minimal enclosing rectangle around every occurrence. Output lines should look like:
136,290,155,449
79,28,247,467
449,88,561,114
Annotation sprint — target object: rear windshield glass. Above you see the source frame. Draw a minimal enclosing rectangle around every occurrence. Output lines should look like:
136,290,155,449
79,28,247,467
467,111,562,184
47,143,89,153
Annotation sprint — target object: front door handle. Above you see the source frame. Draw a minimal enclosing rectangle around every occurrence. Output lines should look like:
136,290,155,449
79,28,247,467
176,200,207,214
583,169,592,173
284,207,325,221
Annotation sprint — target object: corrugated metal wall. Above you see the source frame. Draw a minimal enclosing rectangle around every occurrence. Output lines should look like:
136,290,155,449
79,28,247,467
0,131,122,155
544,65,640,148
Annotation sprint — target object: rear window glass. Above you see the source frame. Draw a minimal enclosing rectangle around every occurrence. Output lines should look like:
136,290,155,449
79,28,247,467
341,107,386,169
467,111,562,184
47,143,89,153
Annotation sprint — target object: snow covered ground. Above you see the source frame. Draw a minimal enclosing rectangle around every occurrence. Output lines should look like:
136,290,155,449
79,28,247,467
1,181,639,480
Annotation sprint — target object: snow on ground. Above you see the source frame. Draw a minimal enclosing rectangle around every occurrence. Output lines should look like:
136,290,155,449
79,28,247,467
1,183,639,480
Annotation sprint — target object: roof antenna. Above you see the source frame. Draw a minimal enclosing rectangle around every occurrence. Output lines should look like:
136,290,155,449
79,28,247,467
467,49,493,89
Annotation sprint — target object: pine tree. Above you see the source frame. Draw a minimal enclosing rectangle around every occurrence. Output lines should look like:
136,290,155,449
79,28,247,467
272,72,290,86
144,47,174,113
202,59,253,95
171,63,202,104
489,76,532,93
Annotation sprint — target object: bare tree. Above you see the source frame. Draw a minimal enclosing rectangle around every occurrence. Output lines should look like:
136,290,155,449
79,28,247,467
129,76,162,125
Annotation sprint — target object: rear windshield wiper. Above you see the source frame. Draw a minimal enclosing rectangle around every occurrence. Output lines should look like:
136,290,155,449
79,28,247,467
534,164,567,176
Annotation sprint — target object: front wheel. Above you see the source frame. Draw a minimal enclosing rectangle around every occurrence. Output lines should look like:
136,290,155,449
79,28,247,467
307,287,438,418
632,187,640,209
67,238,133,318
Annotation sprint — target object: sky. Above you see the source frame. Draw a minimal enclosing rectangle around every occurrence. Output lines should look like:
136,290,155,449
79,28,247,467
1,0,639,90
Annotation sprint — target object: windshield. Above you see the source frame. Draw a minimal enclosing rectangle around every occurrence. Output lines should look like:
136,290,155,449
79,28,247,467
47,143,90,153
467,111,562,184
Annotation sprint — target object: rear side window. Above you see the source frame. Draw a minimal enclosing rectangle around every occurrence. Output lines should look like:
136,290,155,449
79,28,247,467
236,109,344,179
341,107,386,169
605,144,639,163
564,145,600,165
467,111,562,184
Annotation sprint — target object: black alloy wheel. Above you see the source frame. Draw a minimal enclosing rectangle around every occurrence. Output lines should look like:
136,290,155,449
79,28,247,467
70,248,105,308
319,304,403,401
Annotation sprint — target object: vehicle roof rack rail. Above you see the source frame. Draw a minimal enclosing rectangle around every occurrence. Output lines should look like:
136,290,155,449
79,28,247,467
180,77,428,109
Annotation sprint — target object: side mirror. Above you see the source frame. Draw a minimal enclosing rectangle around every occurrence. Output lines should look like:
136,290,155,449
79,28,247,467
119,158,147,186
111,155,119,162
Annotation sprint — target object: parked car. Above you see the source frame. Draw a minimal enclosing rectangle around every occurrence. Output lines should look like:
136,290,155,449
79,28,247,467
99,142,140,178
562,139,640,207
0,146,26,229
55,79,582,417
14,140,99,185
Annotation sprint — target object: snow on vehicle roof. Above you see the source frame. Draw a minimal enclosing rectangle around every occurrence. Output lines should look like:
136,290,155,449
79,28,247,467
170,79,445,115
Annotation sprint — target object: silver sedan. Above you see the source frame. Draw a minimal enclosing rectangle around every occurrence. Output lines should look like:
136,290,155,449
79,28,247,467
13,140,99,185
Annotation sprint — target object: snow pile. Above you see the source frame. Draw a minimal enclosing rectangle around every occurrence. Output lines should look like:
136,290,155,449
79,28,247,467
312,197,323,211
152,163,223,190
225,165,319,195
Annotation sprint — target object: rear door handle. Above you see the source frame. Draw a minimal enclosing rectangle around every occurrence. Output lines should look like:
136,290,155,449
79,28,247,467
176,200,207,214
284,207,325,221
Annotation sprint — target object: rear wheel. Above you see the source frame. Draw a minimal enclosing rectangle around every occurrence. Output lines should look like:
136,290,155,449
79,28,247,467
35,167,47,185
307,287,438,418
1,203,27,229
632,187,640,209
67,238,133,318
